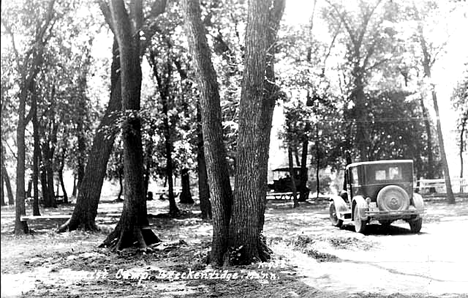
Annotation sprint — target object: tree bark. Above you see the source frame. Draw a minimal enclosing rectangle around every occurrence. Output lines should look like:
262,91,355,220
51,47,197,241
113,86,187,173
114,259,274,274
419,96,435,180
182,0,233,266
179,168,194,204
431,90,455,204
416,18,455,203
15,81,30,234
288,146,299,208
1,157,14,206
459,116,466,180
230,0,285,264
299,134,309,201
197,102,212,219
1,175,5,206
100,0,160,251
256,0,285,240
32,100,41,215
41,140,57,208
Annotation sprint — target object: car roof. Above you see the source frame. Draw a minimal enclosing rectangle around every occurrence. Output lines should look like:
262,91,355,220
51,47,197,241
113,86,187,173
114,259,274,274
346,159,413,169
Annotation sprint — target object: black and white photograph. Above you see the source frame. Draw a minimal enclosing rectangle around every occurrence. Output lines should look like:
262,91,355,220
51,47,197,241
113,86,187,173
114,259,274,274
1,0,467,297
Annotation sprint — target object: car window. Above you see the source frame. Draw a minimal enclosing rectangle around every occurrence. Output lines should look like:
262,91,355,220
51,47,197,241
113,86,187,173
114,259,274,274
351,167,359,185
389,166,402,179
374,166,402,181
375,170,386,180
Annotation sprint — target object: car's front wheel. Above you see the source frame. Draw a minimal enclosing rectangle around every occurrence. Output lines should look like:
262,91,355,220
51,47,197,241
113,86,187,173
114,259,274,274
329,202,343,228
409,217,422,233
354,206,367,233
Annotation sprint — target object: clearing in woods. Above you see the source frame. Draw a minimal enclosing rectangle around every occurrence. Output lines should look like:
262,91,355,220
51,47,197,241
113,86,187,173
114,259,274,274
2,193,468,298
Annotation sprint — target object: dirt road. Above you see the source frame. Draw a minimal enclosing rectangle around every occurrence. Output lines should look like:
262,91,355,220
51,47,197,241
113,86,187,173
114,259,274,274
267,199,468,297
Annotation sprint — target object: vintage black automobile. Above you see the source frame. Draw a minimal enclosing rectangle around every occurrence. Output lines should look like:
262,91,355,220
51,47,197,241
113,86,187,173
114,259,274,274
268,167,302,192
329,160,424,233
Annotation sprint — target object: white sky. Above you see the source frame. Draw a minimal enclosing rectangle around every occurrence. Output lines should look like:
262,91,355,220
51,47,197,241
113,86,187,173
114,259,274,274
277,0,468,178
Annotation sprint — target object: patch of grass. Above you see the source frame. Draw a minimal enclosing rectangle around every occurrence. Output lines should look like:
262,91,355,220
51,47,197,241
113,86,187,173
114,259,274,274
304,248,340,262
328,236,375,250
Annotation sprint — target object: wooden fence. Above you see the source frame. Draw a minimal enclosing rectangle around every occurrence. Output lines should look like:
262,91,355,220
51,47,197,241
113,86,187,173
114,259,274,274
416,178,467,194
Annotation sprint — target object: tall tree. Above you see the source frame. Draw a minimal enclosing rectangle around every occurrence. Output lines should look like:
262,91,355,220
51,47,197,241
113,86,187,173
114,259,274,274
184,0,285,265
325,0,391,161
452,68,468,180
182,0,234,265
100,0,160,250
411,2,455,204
229,0,285,265
196,102,212,219
2,0,57,234
58,0,167,232
1,149,15,206
147,48,180,216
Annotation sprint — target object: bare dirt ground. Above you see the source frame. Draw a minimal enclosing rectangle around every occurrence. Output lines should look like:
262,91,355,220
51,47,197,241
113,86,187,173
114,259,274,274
2,194,468,298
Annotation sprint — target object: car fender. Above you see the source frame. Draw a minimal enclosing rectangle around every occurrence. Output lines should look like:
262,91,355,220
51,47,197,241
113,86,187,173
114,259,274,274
352,195,368,221
412,193,424,212
330,195,349,219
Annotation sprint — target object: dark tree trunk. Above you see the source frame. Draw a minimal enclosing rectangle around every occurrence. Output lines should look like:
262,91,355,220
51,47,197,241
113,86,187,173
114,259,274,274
1,176,5,206
58,39,121,232
288,146,299,208
417,23,454,203
163,118,179,216
15,81,30,234
256,2,285,242
196,104,211,219
58,149,68,203
76,118,86,192
32,102,41,215
143,132,154,197
229,0,285,265
431,90,455,204
179,168,194,204
459,116,466,181
100,0,162,251
5,0,55,235
419,96,435,181
58,0,167,233
42,143,56,208
353,75,369,162
299,135,309,201
1,155,15,206
147,48,180,217
182,0,234,266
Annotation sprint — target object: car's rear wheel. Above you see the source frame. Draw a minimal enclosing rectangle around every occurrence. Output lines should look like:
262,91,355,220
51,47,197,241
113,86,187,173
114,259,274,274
329,202,343,228
354,206,367,233
409,217,422,233
377,185,410,211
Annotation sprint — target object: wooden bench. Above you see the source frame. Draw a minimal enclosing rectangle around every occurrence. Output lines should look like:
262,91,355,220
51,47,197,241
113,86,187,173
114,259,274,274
266,192,294,200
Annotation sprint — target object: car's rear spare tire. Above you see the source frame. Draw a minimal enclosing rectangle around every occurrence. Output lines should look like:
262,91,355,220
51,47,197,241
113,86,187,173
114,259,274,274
377,185,410,211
